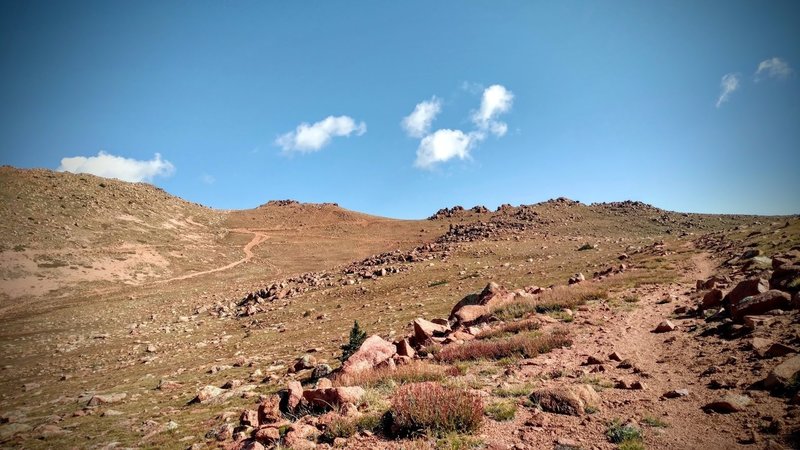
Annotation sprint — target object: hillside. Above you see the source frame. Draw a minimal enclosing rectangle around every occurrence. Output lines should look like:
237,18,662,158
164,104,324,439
0,167,798,450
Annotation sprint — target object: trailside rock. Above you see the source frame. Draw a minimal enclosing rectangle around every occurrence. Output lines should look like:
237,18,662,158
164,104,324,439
653,320,676,333
764,356,800,392
730,290,791,322
702,289,724,309
724,278,768,307
282,381,303,412
302,386,365,410
752,338,798,359
395,338,415,358
87,392,127,406
452,304,489,324
529,385,600,416
413,318,449,344
703,394,752,413
341,335,396,374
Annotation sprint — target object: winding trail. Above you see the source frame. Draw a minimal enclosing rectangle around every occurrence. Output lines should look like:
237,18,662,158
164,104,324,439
156,228,268,284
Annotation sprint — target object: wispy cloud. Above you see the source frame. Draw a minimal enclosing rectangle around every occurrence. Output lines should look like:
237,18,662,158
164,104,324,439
201,174,215,184
755,57,793,81
414,129,482,169
57,151,174,182
716,73,740,108
472,84,514,136
276,115,366,153
401,97,442,138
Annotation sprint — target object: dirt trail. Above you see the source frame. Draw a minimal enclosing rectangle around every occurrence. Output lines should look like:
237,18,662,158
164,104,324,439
156,228,268,284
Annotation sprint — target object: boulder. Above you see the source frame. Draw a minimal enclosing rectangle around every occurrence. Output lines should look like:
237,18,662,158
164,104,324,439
254,426,281,445
730,290,791,322
257,396,283,425
341,335,396,374
395,338,415,358
240,409,259,428
752,338,798,359
529,385,600,416
702,289,724,309
770,263,800,294
289,355,316,373
703,394,752,413
311,364,332,379
413,318,450,344
764,356,800,392
302,386,365,410
282,381,303,412
724,278,768,307
87,392,127,406
653,320,676,333
448,282,516,321
453,304,489,324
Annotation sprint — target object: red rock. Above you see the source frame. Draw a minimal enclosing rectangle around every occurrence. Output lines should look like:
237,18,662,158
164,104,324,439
653,320,676,333
253,426,280,445
257,396,282,424
240,409,259,427
453,304,489,324
752,337,798,359
764,356,800,391
663,389,689,398
341,335,396,374
702,289,724,309
395,338,415,358
413,318,450,343
302,386,365,409
731,290,791,322
284,381,303,412
703,394,752,413
724,278,768,307
529,385,599,416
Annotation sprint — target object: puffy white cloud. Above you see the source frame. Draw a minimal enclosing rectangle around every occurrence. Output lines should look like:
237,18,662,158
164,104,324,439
57,151,174,182
716,73,740,108
414,129,483,169
401,97,442,138
755,57,793,81
472,84,514,136
276,115,366,153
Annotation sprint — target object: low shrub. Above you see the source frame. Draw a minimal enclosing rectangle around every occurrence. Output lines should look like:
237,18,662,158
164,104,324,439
492,285,607,320
606,419,644,448
435,329,571,363
642,416,668,428
476,318,541,340
492,383,534,398
389,382,483,437
333,361,448,388
485,400,516,421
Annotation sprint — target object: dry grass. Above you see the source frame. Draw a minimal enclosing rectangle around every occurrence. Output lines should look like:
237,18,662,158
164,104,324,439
475,318,540,340
332,361,455,388
435,329,571,363
390,382,483,436
493,285,607,320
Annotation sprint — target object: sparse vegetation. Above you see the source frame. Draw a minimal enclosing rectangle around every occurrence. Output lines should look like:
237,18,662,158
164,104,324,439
436,329,571,363
493,383,534,398
333,361,451,388
338,320,367,364
389,382,484,437
642,416,669,428
485,400,517,421
606,419,644,448
475,318,540,340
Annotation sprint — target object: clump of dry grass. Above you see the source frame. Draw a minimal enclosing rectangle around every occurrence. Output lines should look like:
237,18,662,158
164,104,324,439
494,285,607,320
435,329,571,363
476,318,540,340
332,361,454,388
389,382,483,436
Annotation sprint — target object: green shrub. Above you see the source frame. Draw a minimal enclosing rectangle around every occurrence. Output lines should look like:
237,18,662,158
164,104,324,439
485,400,516,421
338,320,367,363
606,419,644,448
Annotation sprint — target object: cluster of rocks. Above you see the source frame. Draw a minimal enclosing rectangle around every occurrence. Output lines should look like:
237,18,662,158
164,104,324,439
232,243,452,317
437,221,531,243
214,282,568,449
691,249,800,396
427,205,491,219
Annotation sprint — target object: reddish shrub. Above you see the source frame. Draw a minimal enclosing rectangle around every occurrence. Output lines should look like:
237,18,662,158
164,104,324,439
390,382,483,436
436,329,571,363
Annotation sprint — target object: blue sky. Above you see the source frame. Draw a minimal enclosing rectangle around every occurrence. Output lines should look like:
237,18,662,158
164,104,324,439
1,1,798,218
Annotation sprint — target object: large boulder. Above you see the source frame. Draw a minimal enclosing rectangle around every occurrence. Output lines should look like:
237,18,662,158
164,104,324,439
449,282,519,324
281,381,304,412
413,318,450,344
341,335,396,374
724,278,768,307
763,356,800,392
701,289,724,309
730,290,791,322
529,385,600,416
395,338,415,358
302,386,366,410
453,305,489,324
770,263,800,294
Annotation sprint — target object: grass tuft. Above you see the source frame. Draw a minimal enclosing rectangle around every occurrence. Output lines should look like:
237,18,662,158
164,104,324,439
485,400,517,421
435,329,571,363
475,318,541,340
332,361,449,388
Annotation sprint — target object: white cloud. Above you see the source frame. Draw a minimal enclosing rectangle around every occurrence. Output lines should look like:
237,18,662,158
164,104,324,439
276,115,366,153
472,84,514,136
201,174,215,184
755,57,793,81
401,97,442,138
414,129,484,169
716,73,740,108
57,151,174,182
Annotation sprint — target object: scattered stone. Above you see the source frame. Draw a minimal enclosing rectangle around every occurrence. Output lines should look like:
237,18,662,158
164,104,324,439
752,338,798,359
703,394,752,413
724,278,769,308
340,335,396,374
653,320,676,333
702,289,724,309
87,392,127,406
529,385,600,416
190,386,225,404
730,290,792,322
663,389,689,399
763,356,800,392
